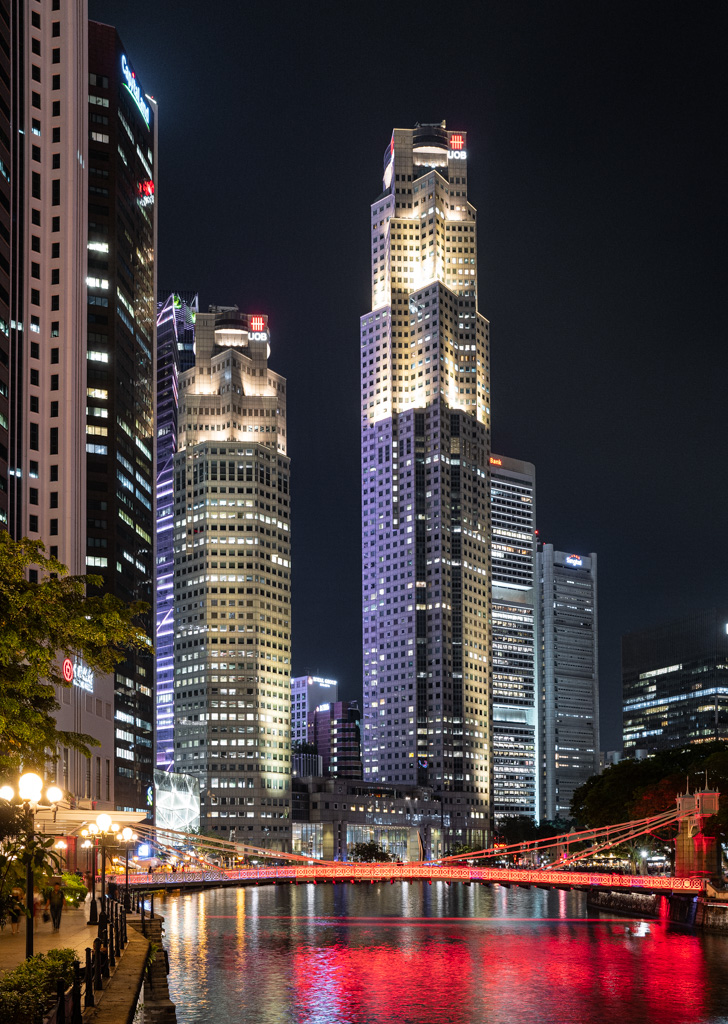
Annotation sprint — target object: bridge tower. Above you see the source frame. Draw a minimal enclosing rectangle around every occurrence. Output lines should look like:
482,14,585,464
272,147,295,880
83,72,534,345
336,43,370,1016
674,788,721,878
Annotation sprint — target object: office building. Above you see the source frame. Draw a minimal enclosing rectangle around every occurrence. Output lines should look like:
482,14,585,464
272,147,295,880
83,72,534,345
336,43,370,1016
172,306,291,850
291,674,338,746
538,545,599,819
156,291,198,771
308,700,363,779
490,455,538,823
361,122,490,848
623,608,728,756
292,778,444,861
3,6,156,812
292,752,323,778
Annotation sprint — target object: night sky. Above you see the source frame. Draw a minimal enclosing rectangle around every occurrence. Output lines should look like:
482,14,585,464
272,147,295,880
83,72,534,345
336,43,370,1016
89,1,725,750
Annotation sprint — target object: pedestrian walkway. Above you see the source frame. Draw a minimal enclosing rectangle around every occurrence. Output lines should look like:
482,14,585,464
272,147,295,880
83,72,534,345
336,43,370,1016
0,907,95,974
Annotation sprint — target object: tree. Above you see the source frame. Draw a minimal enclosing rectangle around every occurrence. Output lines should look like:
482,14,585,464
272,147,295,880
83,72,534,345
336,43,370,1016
349,841,392,862
0,535,150,776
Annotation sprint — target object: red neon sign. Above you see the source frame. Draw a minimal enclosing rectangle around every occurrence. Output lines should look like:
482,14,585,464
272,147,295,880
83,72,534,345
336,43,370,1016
137,180,154,197
62,658,74,683
250,316,265,332
489,457,502,466
450,134,465,150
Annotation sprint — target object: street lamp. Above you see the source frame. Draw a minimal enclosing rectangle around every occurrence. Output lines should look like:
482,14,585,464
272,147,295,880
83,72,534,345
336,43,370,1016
120,827,137,910
1,772,64,959
54,839,67,871
82,812,120,935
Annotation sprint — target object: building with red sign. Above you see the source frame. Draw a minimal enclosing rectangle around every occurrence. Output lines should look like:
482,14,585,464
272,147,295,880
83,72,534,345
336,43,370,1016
360,122,491,848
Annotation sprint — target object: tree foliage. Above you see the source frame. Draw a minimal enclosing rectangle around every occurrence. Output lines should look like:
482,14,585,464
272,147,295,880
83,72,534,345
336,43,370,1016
349,841,392,862
570,741,728,837
0,535,150,775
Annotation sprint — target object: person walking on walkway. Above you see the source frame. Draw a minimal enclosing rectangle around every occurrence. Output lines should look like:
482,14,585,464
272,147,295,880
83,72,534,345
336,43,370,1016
46,882,65,932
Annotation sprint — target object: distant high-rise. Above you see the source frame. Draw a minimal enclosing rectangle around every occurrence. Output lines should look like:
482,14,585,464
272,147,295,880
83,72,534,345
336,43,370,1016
308,701,363,779
490,455,538,823
172,306,291,849
290,675,338,747
538,545,599,819
623,608,728,756
360,122,491,847
156,291,198,771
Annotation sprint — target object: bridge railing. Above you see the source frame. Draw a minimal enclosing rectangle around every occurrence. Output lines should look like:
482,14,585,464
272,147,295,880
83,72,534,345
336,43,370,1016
107,864,705,892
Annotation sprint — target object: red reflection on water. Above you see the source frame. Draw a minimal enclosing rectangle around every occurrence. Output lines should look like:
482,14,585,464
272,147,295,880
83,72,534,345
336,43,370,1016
291,921,708,1024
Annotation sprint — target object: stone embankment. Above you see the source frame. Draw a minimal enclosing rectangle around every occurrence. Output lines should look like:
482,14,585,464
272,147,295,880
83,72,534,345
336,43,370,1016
588,886,728,931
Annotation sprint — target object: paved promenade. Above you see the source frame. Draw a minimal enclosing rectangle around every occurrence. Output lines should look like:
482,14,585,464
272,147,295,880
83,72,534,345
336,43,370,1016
0,906,97,973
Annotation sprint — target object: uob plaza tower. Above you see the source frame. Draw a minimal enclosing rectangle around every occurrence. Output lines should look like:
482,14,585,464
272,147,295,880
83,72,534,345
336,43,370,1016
360,123,491,849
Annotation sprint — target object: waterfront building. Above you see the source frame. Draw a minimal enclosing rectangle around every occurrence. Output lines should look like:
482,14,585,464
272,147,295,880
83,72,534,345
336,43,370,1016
360,122,491,848
156,291,198,771
172,306,291,850
622,608,728,756
489,455,538,823
292,777,443,861
3,6,156,812
308,700,363,779
538,545,599,819
291,674,338,747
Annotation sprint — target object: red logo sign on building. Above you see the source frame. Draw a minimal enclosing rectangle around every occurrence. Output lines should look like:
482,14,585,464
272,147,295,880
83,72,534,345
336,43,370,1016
250,316,265,332
450,134,465,150
62,658,74,683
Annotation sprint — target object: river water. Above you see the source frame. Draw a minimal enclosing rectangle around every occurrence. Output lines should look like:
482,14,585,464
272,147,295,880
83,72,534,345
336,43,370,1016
159,884,728,1024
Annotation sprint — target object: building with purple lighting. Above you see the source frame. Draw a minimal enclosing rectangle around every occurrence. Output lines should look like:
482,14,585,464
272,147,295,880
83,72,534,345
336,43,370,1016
156,291,197,771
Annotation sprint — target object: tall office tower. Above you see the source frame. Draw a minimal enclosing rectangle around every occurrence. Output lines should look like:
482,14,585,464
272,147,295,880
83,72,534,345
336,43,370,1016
290,674,338,746
156,291,198,771
622,609,728,757
361,123,491,848
3,7,156,810
538,545,599,819
489,455,538,824
308,701,363,779
172,306,292,849
86,23,157,814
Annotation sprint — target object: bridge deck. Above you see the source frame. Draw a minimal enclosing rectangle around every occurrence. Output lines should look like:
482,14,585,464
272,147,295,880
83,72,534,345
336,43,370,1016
108,865,704,895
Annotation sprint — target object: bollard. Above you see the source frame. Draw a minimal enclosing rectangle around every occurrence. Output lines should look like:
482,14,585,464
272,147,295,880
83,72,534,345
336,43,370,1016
72,961,82,1024
150,892,154,920
122,907,128,946
114,909,121,958
84,948,95,1007
101,931,110,979
108,918,116,969
140,899,146,936
93,938,103,990
56,978,66,1024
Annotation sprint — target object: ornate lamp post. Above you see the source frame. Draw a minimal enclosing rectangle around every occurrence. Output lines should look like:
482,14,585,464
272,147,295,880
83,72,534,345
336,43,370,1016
82,812,119,935
54,839,67,870
0,773,64,959
120,827,137,909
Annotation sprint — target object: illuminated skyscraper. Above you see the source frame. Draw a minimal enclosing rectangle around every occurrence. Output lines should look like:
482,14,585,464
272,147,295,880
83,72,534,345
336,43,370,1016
361,122,491,847
156,291,198,771
172,306,292,849
538,545,599,819
291,674,338,747
489,455,538,823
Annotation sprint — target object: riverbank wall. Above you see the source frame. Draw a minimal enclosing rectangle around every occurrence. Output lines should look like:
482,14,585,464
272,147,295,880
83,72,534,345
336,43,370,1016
587,889,728,931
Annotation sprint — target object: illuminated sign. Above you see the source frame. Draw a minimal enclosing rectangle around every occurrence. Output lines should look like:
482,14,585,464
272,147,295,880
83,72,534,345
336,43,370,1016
248,332,268,341
121,55,150,129
565,554,583,568
137,179,154,207
250,316,265,332
62,657,94,692
450,134,465,150
137,843,151,858
316,703,330,712
489,457,503,466
311,678,336,687
449,136,467,161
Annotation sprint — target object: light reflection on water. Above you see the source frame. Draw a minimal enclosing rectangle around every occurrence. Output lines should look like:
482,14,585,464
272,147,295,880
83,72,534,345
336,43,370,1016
159,883,728,1024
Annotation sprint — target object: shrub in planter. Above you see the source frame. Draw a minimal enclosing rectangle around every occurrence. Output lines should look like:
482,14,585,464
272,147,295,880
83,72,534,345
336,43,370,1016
0,947,76,1024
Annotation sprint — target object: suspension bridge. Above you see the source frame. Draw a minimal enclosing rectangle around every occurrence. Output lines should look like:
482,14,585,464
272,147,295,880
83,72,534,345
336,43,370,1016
108,789,720,897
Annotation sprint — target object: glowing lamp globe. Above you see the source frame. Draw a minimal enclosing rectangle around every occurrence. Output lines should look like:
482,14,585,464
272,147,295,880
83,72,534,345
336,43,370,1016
46,785,63,804
96,813,112,833
122,827,133,842
19,772,43,802
88,824,99,835
0,785,14,801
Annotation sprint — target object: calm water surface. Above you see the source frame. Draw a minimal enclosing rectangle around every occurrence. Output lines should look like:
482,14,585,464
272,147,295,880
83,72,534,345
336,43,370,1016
159,884,728,1024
